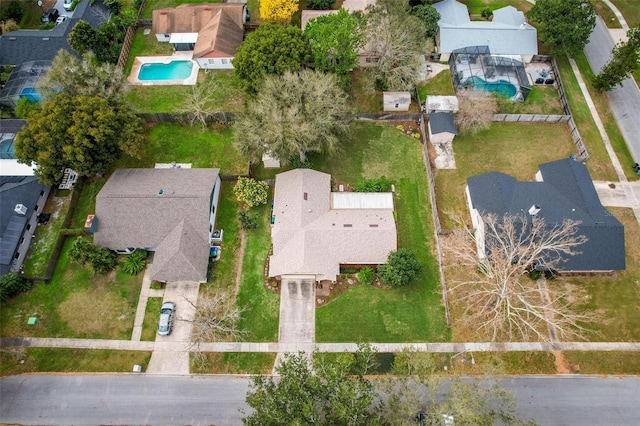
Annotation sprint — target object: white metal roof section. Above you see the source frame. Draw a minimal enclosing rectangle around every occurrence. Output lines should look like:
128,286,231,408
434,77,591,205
331,192,394,210
0,159,35,176
426,95,459,113
169,33,199,43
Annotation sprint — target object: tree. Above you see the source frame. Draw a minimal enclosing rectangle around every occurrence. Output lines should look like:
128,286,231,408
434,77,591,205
377,248,421,287
527,0,596,57
259,0,298,24
36,50,127,103
14,93,146,185
14,97,40,119
362,0,431,90
177,77,221,127
411,4,440,38
233,177,270,208
0,1,23,22
307,0,335,10
454,89,498,134
68,20,99,55
1,19,20,35
593,25,640,92
234,69,353,164
442,212,595,342
243,345,381,425
304,9,364,77
232,24,312,93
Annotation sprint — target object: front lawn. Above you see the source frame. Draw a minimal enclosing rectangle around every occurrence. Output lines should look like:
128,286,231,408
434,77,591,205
114,123,249,175
0,237,142,339
191,352,276,374
434,122,576,228
315,122,450,343
142,297,163,341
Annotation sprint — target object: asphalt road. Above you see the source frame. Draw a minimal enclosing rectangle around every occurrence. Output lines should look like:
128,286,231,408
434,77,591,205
2,374,640,425
584,17,640,164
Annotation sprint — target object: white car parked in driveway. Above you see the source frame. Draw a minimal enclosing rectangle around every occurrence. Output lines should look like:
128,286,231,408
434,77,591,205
157,301,175,336
63,0,74,11
55,15,67,25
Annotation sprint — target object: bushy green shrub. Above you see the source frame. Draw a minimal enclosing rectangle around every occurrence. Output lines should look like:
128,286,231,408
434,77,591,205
481,7,493,20
377,248,421,287
234,177,270,208
15,97,40,119
353,177,393,192
238,209,258,230
0,273,32,302
69,238,117,274
307,0,335,9
357,267,375,285
121,249,147,275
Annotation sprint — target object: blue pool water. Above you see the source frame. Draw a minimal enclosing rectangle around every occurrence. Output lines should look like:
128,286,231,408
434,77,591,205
138,61,193,81
465,76,518,98
20,87,41,102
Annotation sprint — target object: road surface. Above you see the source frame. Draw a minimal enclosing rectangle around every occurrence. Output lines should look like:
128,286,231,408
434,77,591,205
584,17,640,164
2,374,640,425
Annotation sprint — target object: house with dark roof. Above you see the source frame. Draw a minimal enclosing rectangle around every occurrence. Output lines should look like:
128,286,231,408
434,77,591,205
269,169,397,282
0,176,51,277
152,3,248,70
93,168,221,282
466,158,625,273
432,0,537,63
428,111,457,144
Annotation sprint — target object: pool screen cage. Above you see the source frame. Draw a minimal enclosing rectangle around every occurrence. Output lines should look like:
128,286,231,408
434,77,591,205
449,46,531,101
0,61,50,108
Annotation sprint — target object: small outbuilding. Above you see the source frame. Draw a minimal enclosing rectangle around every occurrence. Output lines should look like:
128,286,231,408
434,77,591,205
428,112,458,144
383,91,411,112
425,95,459,113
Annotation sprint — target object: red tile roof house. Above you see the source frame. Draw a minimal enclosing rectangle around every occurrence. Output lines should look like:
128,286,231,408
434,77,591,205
93,168,222,283
269,169,397,282
152,3,248,70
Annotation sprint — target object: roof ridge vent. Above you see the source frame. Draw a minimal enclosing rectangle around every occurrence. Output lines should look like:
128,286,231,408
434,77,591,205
14,204,27,215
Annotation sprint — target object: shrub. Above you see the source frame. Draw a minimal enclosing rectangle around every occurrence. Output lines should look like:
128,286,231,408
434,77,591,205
121,249,147,275
234,177,269,208
481,7,493,20
15,97,40,119
354,177,393,192
0,273,32,302
69,238,117,274
357,267,375,285
307,0,335,10
238,209,258,230
377,248,421,287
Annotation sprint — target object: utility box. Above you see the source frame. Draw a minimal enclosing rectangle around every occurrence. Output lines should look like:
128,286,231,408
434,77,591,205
27,317,38,325
133,364,142,373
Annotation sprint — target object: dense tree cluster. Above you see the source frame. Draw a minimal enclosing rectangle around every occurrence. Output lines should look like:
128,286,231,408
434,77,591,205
593,26,640,92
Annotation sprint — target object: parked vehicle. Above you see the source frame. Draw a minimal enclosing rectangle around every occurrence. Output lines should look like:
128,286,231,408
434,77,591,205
41,8,60,24
55,16,67,25
63,0,74,11
157,301,175,336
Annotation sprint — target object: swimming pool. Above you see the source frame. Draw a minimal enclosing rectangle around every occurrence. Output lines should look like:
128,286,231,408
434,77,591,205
138,60,194,81
465,76,518,98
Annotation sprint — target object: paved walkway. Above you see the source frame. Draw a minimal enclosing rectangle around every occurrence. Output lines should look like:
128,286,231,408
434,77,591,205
3,338,640,353
130,259,164,341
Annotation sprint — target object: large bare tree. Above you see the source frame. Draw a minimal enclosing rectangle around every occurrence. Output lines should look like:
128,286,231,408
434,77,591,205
178,78,221,127
443,212,596,342
454,89,498,134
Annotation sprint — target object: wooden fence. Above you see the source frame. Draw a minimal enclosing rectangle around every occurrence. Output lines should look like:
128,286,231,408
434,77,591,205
136,112,236,123
115,0,148,70
492,114,571,123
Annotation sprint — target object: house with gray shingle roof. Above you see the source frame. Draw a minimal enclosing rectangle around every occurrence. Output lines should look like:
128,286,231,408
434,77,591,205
93,168,221,282
269,169,397,282
466,158,625,273
433,0,537,63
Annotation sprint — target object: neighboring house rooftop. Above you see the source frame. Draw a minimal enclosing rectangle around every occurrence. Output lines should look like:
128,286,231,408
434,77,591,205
426,95,459,113
433,0,537,56
429,111,458,135
152,3,246,59
467,158,625,272
342,0,376,12
94,168,220,282
0,176,47,276
0,0,109,65
270,169,397,281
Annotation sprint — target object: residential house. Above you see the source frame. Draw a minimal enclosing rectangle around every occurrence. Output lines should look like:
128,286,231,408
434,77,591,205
0,176,51,277
383,91,411,112
466,158,625,273
152,3,248,70
93,168,221,282
432,0,537,63
269,169,397,282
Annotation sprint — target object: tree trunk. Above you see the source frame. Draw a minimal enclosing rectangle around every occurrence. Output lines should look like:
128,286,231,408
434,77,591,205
299,150,307,163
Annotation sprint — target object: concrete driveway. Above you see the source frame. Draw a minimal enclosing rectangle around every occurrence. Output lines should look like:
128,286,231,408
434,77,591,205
594,181,640,208
146,281,200,375
278,275,316,343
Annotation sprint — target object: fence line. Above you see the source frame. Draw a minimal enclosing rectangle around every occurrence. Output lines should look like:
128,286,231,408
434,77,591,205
418,115,451,327
116,0,148,70
137,112,237,123
358,113,424,121
492,114,570,123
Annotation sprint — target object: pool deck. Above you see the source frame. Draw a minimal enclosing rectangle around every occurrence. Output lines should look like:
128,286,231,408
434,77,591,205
128,54,199,86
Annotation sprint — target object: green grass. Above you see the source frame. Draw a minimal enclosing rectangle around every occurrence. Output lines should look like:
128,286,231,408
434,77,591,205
191,352,276,374
21,191,71,277
610,0,640,26
126,70,246,113
1,237,142,339
71,179,105,229
207,183,240,286
349,69,382,113
498,86,565,115
235,198,280,342
458,0,533,14
142,297,163,341
435,123,576,228
563,351,640,374
140,0,222,19
114,123,249,175
314,122,450,343
417,70,456,100
124,28,174,76
553,56,620,181
0,349,152,376
570,53,638,181
592,0,623,28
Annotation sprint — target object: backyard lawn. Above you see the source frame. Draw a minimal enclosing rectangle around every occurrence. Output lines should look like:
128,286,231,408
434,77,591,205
417,70,456,100
114,123,249,175
1,237,142,340
434,122,576,228
314,122,450,343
